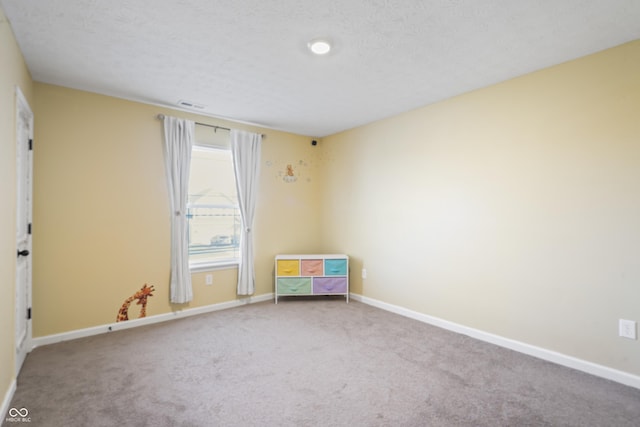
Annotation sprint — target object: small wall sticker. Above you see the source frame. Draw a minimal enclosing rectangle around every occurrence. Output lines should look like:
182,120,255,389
283,164,297,183
116,284,155,322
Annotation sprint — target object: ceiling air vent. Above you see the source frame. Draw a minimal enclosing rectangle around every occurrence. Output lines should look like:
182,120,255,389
178,100,206,110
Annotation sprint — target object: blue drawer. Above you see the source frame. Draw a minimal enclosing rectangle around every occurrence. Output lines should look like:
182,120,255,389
324,259,347,275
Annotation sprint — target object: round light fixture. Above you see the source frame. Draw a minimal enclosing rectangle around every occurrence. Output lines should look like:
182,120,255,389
308,38,331,55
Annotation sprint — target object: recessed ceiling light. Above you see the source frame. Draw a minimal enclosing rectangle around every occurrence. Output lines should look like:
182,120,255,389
308,38,331,55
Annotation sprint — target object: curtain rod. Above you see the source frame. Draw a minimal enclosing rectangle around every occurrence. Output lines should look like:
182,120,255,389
156,114,265,138
156,114,230,132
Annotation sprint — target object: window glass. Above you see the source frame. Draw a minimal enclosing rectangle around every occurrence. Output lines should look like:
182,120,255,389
188,145,240,267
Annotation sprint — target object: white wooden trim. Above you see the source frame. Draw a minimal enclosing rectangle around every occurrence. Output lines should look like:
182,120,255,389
27,291,640,390
350,293,640,390
276,254,347,259
14,85,34,376
31,293,273,349
1,379,17,421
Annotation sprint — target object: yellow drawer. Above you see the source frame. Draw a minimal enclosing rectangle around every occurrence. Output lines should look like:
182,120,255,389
277,259,300,276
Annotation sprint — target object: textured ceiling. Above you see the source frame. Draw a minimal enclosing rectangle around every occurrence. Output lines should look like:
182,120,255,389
2,0,639,137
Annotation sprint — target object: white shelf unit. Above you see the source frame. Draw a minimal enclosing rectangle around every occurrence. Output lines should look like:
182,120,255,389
275,254,349,303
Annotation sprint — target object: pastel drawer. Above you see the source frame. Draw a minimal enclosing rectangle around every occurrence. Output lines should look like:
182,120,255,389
324,259,347,275
277,259,300,276
277,278,311,295
301,259,323,276
313,277,347,294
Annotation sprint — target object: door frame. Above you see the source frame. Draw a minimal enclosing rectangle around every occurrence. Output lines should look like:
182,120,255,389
15,86,33,374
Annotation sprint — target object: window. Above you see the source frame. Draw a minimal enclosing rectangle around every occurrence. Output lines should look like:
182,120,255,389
187,144,240,268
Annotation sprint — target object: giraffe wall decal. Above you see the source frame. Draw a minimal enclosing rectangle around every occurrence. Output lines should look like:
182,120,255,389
116,284,155,322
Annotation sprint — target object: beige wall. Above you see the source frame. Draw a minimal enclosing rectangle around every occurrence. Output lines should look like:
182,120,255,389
4,1,639,395
32,83,322,337
321,40,640,375
0,4,34,410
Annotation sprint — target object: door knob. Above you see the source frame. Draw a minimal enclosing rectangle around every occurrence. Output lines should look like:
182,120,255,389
17,249,30,257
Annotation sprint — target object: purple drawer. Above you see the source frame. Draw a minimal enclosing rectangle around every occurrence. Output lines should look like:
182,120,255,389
313,277,347,294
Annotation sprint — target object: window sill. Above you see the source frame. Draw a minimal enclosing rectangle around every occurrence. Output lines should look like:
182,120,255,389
190,261,239,273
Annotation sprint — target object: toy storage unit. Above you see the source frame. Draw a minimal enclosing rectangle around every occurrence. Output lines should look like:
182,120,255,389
275,254,349,303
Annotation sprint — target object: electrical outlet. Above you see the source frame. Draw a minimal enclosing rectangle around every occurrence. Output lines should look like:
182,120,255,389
619,319,637,340
362,268,367,279
205,274,213,286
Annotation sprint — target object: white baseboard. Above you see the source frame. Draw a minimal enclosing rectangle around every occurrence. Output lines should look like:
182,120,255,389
27,291,640,390
350,293,640,390
1,379,17,420
32,293,273,349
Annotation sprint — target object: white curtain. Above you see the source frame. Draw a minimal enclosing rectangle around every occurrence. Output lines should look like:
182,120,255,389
231,130,262,295
161,116,195,303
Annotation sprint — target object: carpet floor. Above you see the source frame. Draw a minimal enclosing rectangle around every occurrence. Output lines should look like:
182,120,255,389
3,298,640,426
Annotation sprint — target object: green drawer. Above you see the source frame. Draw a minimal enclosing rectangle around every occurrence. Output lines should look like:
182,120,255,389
277,277,312,295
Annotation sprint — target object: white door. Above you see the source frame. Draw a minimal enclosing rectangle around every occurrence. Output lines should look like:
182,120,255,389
15,87,33,373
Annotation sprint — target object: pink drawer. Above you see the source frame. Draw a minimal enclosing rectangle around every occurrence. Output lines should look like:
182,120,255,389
301,259,323,276
313,277,347,294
